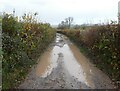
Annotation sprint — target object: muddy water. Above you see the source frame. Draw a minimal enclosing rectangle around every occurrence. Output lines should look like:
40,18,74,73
36,33,87,84
19,33,115,89
69,44,94,87
36,47,52,76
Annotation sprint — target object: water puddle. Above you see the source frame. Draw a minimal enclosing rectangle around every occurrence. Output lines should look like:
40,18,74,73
62,44,87,84
35,34,63,77
68,43,93,87
35,33,88,85
36,47,52,76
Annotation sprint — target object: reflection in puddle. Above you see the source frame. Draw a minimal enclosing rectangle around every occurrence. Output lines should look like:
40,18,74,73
36,46,60,77
36,33,88,85
62,44,87,84
68,44,94,87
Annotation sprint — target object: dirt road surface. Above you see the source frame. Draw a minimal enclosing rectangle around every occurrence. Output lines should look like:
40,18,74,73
19,33,115,89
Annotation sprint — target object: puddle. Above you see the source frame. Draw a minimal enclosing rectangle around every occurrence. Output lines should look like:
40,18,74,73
35,34,63,77
36,47,52,76
21,33,115,89
68,43,94,87
36,46,60,77
35,33,88,85
61,44,87,83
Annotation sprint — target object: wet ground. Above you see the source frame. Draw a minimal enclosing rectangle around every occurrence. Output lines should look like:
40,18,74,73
19,33,115,89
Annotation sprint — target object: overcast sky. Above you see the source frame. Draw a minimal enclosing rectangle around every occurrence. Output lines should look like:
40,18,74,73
0,0,120,25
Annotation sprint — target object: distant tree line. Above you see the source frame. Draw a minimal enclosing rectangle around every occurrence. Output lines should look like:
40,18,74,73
58,17,73,29
57,17,100,30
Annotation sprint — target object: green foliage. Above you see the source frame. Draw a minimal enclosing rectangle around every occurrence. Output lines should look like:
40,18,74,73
2,13,56,89
58,24,120,88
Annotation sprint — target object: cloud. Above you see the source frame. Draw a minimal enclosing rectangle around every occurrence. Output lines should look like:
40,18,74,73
0,0,119,25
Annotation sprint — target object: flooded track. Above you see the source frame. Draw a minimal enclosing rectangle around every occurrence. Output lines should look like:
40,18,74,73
19,33,114,89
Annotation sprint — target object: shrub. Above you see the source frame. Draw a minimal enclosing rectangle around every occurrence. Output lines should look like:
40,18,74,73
58,24,120,88
2,13,56,89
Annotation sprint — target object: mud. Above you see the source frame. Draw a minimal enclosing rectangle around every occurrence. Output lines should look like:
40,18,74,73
19,33,115,89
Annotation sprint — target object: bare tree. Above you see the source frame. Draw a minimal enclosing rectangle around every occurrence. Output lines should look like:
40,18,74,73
58,17,74,29
65,17,73,28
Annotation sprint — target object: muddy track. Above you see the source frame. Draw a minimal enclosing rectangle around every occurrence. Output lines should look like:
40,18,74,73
19,33,115,89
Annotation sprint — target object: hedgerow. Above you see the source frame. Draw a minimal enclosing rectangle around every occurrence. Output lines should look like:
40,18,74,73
2,13,56,89
58,24,120,88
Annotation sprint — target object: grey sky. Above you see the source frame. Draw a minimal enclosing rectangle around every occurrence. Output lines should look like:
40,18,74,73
0,0,119,25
